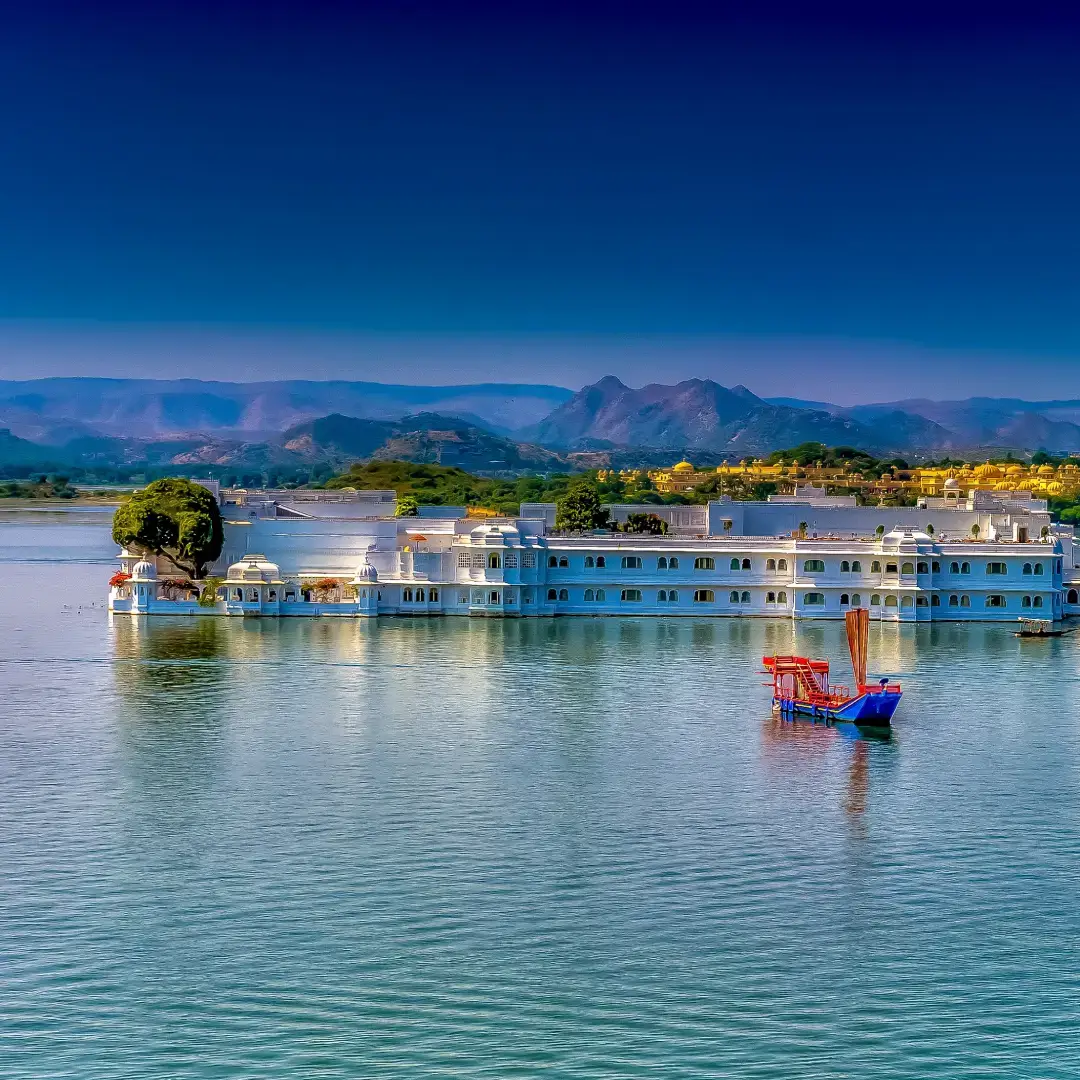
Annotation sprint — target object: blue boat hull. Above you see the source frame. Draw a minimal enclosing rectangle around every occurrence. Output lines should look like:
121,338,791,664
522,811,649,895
774,690,902,726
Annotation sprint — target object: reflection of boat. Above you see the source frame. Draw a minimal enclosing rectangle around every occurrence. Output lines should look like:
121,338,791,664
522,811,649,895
1015,618,1079,638
763,608,902,726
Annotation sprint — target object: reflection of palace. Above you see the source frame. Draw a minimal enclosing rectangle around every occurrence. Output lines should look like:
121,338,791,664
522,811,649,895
109,481,1080,622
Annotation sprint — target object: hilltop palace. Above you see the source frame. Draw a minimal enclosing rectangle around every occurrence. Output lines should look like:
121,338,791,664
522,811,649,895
110,477,1080,624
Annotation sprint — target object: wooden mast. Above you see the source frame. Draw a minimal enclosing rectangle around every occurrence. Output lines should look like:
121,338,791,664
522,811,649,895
845,607,869,688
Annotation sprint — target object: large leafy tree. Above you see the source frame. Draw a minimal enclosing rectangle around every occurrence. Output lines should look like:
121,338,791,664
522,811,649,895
112,478,224,579
555,479,610,532
622,512,668,535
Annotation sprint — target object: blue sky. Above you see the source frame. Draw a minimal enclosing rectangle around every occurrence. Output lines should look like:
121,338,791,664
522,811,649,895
1,3,1079,399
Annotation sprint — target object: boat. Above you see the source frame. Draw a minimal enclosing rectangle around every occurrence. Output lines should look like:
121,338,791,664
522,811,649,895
763,608,902,726
1014,618,1078,638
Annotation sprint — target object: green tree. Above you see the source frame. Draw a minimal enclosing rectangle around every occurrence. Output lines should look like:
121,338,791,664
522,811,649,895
111,478,223,579
556,480,610,531
622,512,668,535
396,493,420,517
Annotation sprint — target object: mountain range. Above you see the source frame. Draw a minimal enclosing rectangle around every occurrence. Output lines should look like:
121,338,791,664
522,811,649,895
4,375,1080,475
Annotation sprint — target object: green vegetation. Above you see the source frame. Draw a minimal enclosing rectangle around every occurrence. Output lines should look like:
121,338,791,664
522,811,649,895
555,479,610,532
0,475,78,499
622,513,668,535
111,478,224,579
326,460,576,516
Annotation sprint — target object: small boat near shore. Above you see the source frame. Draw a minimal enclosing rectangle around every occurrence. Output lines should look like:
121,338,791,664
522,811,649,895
763,608,902,726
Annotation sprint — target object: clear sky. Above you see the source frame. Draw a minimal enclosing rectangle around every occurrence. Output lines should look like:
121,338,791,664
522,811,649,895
2,2,1079,399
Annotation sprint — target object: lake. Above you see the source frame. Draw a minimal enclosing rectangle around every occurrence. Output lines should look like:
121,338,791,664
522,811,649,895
2,510,1080,1078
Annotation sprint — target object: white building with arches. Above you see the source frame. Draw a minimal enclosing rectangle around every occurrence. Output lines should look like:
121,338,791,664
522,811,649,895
108,488,1079,623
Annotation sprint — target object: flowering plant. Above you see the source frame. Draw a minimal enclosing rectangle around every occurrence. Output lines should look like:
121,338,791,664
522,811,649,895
108,571,131,589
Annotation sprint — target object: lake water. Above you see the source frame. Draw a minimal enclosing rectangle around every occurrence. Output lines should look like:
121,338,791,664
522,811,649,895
3,510,1080,1078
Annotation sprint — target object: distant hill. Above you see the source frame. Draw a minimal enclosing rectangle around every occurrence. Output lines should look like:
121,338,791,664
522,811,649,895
282,412,566,472
0,378,573,441
527,376,880,454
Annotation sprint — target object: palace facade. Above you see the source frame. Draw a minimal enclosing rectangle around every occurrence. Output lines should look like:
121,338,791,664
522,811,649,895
109,485,1080,623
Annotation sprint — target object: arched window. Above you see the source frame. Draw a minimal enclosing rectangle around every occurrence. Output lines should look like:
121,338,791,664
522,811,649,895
852,561,862,572
668,557,679,569
741,559,751,570
949,594,959,606
804,592,825,606
871,561,882,573
234,588,243,601
584,556,595,568
596,589,606,601
547,556,557,568
558,589,569,601
916,596,928,607
1034,596,1044,608
1022,563,1032,575
596,556,606,568
657,589,667,602
930,594,940,606
695,590,715,603
488,553,501,569
730,558,740,571
559,556,569,568
871,594,881,606
268,590,277,601
931,561,940,573
840,561,850,573
803,560,825,573
1068,589,1078,604
621,589,642,602
430,588,439,602
950,562,960,574
777,559,788,572
729,590,740,603
840,593,850,606
901,562,915,575
1022,595,1032,608
740,591,750,604
766,558,776,571
960,595,970,607
885,595,898,607
250,589,260,602
1034,563,1044,575
622,556,642,569
851,593,861,606
547,589,557,600
916,562,929,574
657,557,668,569
584,588,594,601
766,591,776,603
961,562,970,574
416,588,425,602
403,588,413,602
777,591,788,603
695,557,715,570
667,589,679,602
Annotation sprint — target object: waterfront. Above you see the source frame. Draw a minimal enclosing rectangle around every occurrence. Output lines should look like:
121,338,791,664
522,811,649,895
3,512,1080,1077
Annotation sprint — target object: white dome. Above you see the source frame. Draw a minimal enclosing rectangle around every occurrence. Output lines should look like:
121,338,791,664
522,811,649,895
130,558,157,580
226,554,282,583
352,562,378,583
944,477,960,490
470,523,520,542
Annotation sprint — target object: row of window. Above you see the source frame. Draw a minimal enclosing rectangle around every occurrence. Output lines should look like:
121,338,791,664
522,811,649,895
401,587,439,602
470,552,1058,578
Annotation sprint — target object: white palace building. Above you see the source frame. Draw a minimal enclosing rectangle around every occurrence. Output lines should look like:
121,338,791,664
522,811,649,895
109,483,1080,623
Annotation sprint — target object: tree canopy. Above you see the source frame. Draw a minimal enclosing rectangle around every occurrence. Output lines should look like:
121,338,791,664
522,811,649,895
112,478,223,579
622,512,668,534
556,479,610,532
